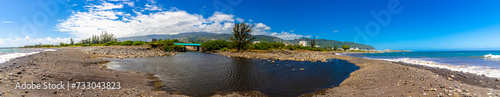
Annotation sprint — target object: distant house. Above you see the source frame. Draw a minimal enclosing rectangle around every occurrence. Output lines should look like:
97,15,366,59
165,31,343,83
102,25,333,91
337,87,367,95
299,41,308,46
253,41,261,44
314,45,320,48
349,47,360,50
152,38,158,42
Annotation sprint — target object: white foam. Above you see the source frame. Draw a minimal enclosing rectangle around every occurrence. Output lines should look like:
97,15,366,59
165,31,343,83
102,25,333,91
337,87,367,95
0,49,58,64
0,52,40,64
381,58,500,78
43,49,57,52
334,53,345,55
484,54,500,59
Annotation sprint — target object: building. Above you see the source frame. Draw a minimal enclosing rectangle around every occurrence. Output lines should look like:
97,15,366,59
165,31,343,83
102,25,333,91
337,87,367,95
299,41,307,46
253,41,261,44
349,47,360,51
314,45,320,48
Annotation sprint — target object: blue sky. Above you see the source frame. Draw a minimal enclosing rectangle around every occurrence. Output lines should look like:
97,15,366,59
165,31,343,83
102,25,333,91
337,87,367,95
0,0,500,50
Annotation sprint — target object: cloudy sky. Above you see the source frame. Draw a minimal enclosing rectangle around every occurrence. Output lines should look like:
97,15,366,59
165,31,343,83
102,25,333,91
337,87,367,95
1,0,500,50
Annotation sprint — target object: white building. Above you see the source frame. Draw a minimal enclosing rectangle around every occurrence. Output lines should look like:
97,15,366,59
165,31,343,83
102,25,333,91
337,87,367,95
253,41,261,44
299,41,308,46
349,47,360,50
314,45,320,48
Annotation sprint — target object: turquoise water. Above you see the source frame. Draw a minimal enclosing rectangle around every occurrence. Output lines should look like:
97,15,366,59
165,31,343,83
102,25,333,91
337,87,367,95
343,51,500,78
0,47,25,54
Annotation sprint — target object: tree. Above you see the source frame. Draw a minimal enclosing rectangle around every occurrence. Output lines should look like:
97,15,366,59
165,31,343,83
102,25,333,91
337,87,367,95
100,30,115,43
342,45,350,51
230,22,256,52
310,38,316,48
70,38,74,45
334,46,338,51
91,35,99,44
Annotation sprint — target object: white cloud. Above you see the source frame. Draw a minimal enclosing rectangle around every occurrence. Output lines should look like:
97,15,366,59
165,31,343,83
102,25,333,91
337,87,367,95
144,4,162,11
147,0,157,4
85,1,123,10
1,21,15,24
236,18,244,22
56,1,309,40
269,31,311,40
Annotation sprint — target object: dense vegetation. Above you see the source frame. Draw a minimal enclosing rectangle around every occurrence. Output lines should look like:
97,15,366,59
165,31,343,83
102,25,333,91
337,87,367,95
200,40,343,51
201,40,229,51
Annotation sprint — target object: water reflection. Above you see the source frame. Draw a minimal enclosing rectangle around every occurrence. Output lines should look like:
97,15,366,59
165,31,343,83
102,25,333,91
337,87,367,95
104,52,359,97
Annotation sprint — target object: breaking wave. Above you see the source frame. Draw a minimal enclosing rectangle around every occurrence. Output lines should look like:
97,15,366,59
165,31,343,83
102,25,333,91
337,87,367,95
381,58,500,78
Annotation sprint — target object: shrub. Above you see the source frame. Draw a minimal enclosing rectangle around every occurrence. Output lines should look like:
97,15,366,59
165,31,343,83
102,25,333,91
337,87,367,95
104,41,117,46
172,45,185,52
220,47,229,51
132,41,145,46
201,40,229,50
253,42,272,50
252,42,285,50
120,40,133,45
163,46,172,51
285,45,294,50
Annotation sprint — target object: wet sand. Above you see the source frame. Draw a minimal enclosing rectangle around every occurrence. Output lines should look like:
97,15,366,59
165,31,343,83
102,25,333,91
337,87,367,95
0,47,499,97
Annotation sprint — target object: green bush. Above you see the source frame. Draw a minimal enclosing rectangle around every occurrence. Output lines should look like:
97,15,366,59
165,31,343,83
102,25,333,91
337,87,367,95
132,41,145,46
220,47,229,51
285,45,294,50
172,45,185,52
41,45,54,47
104,41,117,46
252,42,285,50
201,40,229,50
120,40,133,45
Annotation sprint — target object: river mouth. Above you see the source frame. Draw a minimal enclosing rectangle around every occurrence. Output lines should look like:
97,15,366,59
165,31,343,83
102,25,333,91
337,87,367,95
103,52,359,97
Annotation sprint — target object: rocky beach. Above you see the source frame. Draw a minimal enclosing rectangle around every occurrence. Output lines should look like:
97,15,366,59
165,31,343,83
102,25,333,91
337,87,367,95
0,47,180,97
213,50,500,96
81,46,179,58
0,47,498,97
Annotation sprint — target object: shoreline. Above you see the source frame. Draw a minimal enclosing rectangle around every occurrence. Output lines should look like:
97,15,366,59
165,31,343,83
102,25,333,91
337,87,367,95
1,47,498,96
212,50,500,96
0,47,179,97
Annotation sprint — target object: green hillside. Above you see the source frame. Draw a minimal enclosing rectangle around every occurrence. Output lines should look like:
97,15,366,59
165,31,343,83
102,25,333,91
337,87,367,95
118,32,375,50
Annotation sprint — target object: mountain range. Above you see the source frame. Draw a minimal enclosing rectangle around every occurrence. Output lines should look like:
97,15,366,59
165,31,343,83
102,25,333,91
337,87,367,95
118,32,375,50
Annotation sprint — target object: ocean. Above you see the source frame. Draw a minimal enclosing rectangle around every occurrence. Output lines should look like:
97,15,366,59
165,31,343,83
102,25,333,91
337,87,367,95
0,47,56,64
342,51,500,78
